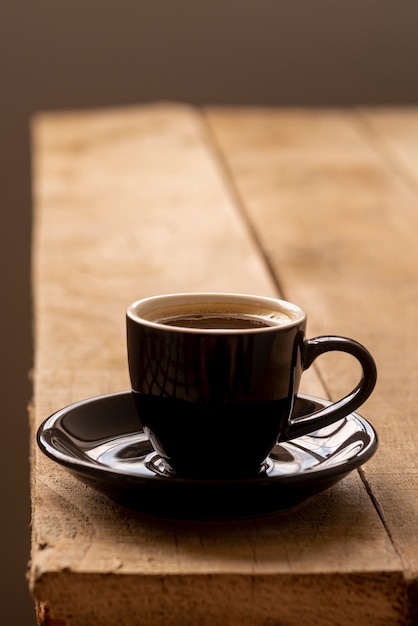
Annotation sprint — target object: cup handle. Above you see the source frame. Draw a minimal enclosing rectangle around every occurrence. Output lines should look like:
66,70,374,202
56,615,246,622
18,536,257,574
283,335,377,440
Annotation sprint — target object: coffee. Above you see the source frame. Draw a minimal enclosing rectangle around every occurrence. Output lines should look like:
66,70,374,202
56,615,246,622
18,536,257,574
144,301,293,330
160,314,273,330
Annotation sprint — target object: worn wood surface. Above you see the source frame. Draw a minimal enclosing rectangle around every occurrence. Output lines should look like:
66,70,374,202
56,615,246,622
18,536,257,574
30,104,417,625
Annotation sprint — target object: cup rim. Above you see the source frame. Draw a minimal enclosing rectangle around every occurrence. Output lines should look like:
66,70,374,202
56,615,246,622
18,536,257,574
126,292,306,334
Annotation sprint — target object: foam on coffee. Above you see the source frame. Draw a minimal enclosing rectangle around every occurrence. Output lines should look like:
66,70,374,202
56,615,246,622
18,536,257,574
143,301,295,330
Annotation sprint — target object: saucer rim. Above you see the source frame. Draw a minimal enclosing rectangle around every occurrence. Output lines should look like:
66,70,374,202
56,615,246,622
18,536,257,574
37,391,378,486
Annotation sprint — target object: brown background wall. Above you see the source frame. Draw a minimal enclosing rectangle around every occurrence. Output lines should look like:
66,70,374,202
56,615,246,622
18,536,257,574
1,1,417,623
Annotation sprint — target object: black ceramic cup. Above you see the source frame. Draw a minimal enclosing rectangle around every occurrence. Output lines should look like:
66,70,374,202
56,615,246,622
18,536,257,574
126,293,377,480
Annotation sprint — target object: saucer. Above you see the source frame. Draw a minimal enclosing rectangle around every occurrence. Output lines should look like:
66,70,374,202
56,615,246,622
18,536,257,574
37,392,378,519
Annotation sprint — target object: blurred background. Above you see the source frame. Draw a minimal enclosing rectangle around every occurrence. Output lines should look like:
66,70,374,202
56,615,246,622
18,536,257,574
2,1,418,623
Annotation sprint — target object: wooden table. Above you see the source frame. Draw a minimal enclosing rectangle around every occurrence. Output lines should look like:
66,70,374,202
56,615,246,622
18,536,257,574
30,104,418,625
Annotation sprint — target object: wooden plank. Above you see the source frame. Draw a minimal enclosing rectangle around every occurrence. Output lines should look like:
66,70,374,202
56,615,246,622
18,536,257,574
357,106,418,622
205,106,418,623
30,104,405,625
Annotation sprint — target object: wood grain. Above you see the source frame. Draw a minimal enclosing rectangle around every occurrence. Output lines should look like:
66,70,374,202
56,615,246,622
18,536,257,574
30,104,414,625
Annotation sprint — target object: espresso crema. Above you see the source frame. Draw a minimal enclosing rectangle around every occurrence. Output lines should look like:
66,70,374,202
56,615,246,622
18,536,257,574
143,301,294,330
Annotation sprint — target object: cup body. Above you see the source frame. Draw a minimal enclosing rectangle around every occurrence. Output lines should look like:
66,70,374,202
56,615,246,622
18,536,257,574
127,293,306,479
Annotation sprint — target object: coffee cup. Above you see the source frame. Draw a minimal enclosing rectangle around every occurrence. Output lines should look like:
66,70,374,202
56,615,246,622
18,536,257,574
126,292,377,480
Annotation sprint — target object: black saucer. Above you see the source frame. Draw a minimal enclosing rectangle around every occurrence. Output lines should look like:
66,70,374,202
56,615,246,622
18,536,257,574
37,392,378,519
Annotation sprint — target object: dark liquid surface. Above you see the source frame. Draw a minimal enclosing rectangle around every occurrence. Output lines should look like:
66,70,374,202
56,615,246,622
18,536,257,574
143,301,294,329
160,314,274,330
